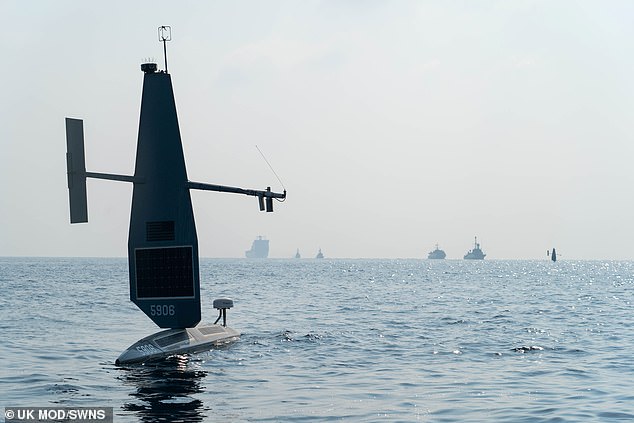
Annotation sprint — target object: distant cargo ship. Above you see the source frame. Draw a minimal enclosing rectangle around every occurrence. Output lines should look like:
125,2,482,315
245,236,269,258
463,237,486,260
315,248,324,259
428,244,446,259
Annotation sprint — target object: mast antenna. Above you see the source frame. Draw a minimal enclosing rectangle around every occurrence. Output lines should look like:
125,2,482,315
158,26,171,73
256,145,286,194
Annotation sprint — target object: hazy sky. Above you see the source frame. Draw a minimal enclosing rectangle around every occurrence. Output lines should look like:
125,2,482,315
2,1,634,259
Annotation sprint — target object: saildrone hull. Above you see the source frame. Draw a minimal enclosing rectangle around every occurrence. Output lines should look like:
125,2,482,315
115,323,240,365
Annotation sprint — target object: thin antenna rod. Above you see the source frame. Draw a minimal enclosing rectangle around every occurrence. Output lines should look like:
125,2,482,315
256,145,286,192
158,26,172,73
163,38,167,72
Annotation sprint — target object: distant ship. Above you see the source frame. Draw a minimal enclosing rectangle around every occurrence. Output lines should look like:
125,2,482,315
428,244,446,259
295,249,301,259
315,248,324,259
551,248,557,262
245,236,269,258
463,237,486,260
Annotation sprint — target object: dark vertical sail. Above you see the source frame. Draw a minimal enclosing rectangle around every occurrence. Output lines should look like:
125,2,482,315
128,69,200,328
67,61,285,333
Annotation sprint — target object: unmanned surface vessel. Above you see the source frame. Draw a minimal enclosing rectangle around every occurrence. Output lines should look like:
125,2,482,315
65,27,286,364
116,300,239,364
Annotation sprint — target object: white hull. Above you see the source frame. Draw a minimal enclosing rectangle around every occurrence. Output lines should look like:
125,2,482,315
116,323,240,365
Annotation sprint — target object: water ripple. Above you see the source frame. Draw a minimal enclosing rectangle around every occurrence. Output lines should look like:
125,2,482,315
2,258,634,421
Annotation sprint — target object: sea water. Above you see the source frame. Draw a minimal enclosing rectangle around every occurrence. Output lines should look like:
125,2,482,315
1,257,633,422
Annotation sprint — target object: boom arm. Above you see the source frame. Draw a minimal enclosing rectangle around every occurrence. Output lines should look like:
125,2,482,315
66,117,286,223
188,181,286,212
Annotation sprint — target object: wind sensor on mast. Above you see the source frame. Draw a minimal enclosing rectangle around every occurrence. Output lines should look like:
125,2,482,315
158,25,170,73
65,27,286,364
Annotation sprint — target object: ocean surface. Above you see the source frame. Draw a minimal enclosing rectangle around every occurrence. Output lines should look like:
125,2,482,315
1,257,634,422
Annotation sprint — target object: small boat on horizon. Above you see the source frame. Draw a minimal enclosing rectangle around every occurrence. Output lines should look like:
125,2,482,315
428,244,446,259
316,248,324,259
464,236,486,260
295,249,301,259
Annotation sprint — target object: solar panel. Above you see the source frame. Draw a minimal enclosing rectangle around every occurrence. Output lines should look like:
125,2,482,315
135,246,195,298
155,331,190,347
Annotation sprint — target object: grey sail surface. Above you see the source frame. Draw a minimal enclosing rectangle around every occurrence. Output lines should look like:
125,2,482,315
66,61,285,332
65,118,88,224
128,70,201,329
